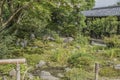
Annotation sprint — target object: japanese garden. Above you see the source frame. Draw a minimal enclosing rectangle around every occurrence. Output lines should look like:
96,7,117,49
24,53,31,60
0,0,120,80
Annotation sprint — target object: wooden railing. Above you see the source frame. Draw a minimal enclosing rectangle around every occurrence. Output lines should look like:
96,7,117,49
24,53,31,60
0,58,26,80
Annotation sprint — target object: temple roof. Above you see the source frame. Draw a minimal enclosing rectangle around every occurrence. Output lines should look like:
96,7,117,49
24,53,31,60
82,6,120,17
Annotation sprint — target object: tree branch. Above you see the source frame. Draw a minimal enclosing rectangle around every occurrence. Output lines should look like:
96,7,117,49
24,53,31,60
0,0,6,25
0,2,33,32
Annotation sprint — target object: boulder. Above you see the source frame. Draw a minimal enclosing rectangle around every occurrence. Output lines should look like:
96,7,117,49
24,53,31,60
63,37,74,43
2,76,7,80
36,60,46,68
30,33,35,40
16,39,20,46
20,39,28,48
57,73,64,78
65,67,71,72
9,69,16,77
43,35,55,41
28,73,34,80
75,45,81,49
40,71,59,80
40,71,51,76
114,64,120,70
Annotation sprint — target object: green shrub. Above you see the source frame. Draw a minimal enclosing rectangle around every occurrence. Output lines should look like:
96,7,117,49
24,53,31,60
87,16,118,38
99,67,120,77
50,48,71,65
0,35,15,58
67,52,95,69
23,54,44,65
65,68,94,80
104,35,120,48
102,48,120,58
75,34,89,45
0,64,14,75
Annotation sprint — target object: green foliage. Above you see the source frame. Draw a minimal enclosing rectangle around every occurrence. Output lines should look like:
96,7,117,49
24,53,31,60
0,35,15,58
65,68,94,80
50,47,72,65
24,54,44,65
45,0,94,37
117,2,120,5
99,67,120,77
0,64,15,74
74,34,89,45
87,16,119,38
102,48,120,58
104,35,120,48
68,52,95,68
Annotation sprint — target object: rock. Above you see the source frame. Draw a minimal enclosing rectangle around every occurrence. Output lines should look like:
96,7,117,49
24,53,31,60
106,61,114,66
65,67,71,72
75,45,80,49
90,39,107,47
40,71,51,76
9,69,16,77
48,37,55,41
36,60,46,68
57,73,64,78
114,64,120,70
16,39,20,46
30,33,35,40
40,71,59,80
2,76,7,80
43,35,55,41
113,58,117,61
20,39,28,48
63,37,74,43
28,73,34,80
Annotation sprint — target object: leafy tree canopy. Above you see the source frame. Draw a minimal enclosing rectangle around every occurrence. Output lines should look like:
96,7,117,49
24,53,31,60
0,0,95,37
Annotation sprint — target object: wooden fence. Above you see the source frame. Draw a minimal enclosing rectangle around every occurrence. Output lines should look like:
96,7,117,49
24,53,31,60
0,59,26,80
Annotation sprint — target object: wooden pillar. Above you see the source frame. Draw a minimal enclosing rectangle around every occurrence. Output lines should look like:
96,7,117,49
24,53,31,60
0,59,26,80
16,63,20,80
95,63,99,80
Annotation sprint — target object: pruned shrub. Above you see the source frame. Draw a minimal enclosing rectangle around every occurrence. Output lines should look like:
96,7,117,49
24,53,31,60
67,52,95,69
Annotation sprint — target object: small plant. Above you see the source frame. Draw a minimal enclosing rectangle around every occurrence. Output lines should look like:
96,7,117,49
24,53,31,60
67,52,95,69
65,68,94,80
104,35,120,48
99,67,120,77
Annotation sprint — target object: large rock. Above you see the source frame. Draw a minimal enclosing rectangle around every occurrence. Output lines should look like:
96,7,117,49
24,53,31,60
20,39,28,48
2,76,7,80
114,64,120,70
30,33,35,40
63,37,74,43
40,71,59,80
65,67,71,72
36,60,46,68
90,39,106,47
57,73,64,78
27,73,34,80
43,35,55,41
9,69,16,77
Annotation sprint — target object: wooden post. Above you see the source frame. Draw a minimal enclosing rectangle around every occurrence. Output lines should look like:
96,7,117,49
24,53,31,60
0,59,26,64
16,63,20,80
95,63,99,80
0,59,26,80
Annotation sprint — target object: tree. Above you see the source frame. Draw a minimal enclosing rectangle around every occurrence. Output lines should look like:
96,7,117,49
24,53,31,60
117,2,120,5
0,0,31,32
87,16,119,38
0,0,95,37
46,0,95,37
0,0,95,58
